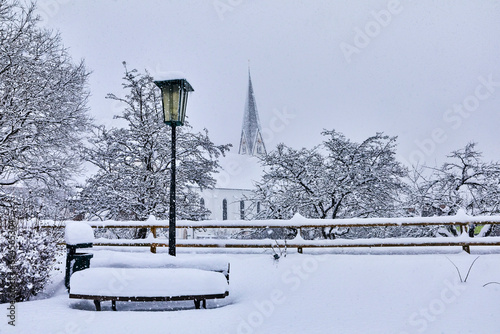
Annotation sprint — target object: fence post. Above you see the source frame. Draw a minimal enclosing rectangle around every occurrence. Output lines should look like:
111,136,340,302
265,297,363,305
460,223,471,253
297,227,303,254
150,227,157,253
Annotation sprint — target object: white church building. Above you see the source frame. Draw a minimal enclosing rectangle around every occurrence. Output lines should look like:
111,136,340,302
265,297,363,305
198,70,266,221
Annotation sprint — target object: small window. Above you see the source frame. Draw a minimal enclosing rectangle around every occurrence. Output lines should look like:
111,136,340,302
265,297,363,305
257,201,261,214
222,199,228,221
240,200,245,220
199,198,206,220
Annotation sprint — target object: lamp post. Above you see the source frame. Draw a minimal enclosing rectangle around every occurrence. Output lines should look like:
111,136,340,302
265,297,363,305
154,77,194,256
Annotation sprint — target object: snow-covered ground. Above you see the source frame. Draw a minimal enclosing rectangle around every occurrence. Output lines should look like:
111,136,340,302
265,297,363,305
2,247,500,334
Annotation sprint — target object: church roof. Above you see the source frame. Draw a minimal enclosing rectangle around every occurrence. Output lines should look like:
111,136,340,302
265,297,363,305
239,70,266,156
214,152,263,190
213,69,266,190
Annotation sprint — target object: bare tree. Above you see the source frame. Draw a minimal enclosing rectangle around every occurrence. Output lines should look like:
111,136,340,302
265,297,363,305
407,143,500,236
0,0,89,303
77,65,230,226
250,130,407,239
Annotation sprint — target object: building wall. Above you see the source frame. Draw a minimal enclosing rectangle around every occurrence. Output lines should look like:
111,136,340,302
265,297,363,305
198,187,257,220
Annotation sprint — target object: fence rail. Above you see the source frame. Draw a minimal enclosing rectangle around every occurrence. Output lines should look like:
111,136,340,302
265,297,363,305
40,213,500,254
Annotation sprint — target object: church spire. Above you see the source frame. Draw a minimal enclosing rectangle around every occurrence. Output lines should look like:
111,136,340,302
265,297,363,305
239,68,266,156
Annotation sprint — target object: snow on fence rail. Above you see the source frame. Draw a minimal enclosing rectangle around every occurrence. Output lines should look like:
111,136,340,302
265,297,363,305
39,212,500,254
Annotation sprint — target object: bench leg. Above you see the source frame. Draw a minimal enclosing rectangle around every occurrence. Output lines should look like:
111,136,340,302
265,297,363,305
94,300,101,311
112,300,117,311
194,299,207,309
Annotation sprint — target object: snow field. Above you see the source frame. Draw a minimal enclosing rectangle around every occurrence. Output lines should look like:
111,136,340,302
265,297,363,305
2,248,500,334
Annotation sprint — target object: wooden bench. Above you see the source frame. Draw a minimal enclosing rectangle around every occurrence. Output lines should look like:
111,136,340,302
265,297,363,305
69,267,230,311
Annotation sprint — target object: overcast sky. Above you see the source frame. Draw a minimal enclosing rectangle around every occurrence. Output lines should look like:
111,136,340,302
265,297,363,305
39,0,500,167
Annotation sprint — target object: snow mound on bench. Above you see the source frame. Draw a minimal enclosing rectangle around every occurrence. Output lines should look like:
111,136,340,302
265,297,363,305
70,268,228,297
65,222,94,245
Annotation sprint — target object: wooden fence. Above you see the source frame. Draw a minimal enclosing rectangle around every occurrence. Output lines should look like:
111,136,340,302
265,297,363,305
42,214,500,254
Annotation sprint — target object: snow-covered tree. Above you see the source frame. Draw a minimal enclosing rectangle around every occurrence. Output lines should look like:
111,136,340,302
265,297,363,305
407,143,500,236
251,130,407,238
0,0,87,303
77,65,230,224
0,0,91,219
409,143,500,216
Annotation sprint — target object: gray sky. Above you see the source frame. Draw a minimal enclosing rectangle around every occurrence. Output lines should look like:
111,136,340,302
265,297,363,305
39,0,500,167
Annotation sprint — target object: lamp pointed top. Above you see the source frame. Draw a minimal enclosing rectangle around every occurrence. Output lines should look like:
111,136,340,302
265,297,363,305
154,73,194,92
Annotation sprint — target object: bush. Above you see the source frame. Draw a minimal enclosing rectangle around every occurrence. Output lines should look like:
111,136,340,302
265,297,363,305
0,219,62,303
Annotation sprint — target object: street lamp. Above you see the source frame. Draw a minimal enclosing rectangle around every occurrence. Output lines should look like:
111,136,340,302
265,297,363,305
154,77,194,256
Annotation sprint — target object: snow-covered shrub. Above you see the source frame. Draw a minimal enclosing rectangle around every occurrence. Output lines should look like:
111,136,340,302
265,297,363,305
0,219,62,303
232,227,297,240
346,225,439,239
93,227,147,239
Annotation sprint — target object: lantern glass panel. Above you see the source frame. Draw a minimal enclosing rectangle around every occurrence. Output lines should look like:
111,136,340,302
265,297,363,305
154,78,193,126
162,83,181,124
179,89,188,124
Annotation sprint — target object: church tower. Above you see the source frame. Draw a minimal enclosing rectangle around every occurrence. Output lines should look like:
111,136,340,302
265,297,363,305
238,69,267,156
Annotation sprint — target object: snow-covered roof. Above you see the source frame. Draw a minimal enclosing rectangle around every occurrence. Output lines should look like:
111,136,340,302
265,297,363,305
153,71,188,81
239,70,266,156
214,152,263,190
153,74,194,93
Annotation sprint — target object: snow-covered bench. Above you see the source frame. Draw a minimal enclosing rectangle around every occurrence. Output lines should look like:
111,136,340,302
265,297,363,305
69,267,230,311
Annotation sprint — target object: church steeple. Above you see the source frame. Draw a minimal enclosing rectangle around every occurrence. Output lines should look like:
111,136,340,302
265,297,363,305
239,68,266,156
